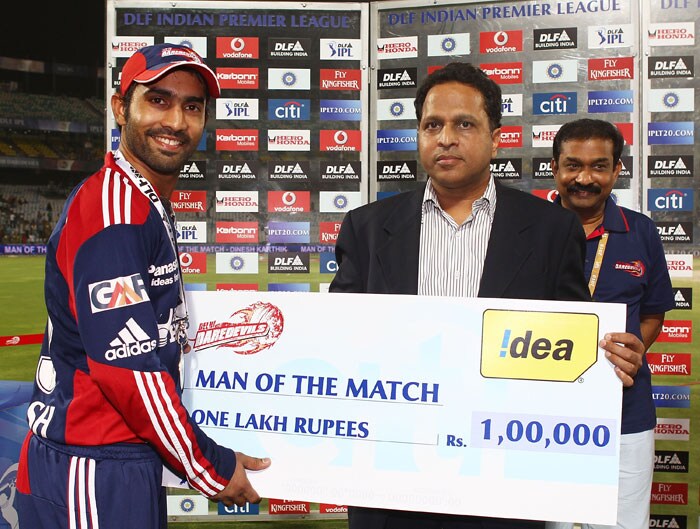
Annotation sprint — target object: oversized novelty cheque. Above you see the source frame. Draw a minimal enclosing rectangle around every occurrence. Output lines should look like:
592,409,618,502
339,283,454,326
181,291,626,524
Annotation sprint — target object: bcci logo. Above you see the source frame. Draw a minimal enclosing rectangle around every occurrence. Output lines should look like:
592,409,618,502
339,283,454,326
481,309,599,382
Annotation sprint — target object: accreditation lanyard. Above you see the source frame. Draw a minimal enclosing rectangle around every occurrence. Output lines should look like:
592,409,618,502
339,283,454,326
588,231,609,298
112,151,189,352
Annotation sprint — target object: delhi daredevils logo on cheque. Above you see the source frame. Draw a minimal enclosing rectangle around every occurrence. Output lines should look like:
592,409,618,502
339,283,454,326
193,302,284,355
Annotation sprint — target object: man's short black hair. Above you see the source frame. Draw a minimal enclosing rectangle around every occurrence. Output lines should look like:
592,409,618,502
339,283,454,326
414,62,502,131
552,119,625,165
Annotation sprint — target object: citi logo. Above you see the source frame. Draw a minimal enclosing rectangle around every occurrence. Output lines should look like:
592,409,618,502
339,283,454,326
105,318,157,361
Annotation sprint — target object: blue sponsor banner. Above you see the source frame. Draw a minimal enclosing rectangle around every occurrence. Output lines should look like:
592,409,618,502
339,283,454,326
111,128,120,150
218,502,260,515
320,99,362,121
320,252,338,274
532,92,577,115
267,221,311,244
587,90,634,113
648,122,694,145
184,283,207,291
652,385,691,408
647,188,693,212
268,99,310,121
377,129,417,151
267,283,311,292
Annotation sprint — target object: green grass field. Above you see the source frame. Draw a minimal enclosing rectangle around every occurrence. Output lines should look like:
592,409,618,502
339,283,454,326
2,254,699,527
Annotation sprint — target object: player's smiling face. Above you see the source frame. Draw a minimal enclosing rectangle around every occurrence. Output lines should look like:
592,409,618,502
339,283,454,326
114,69,207,182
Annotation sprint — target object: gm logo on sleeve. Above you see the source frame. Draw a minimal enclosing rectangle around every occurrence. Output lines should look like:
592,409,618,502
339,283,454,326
481,309,598,382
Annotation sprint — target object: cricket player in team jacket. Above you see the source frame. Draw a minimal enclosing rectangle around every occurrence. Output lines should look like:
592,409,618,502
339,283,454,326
16,43,270,529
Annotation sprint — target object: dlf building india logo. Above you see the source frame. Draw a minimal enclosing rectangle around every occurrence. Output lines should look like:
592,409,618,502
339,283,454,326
481,309,599,382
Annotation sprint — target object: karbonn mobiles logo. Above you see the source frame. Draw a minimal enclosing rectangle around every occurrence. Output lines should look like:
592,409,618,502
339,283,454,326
481,309,599,382
89,273,149,313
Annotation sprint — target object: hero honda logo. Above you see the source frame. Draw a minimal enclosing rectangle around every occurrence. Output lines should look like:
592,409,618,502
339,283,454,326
89,274,149,313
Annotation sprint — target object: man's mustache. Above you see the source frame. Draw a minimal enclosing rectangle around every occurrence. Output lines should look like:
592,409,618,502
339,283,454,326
567,183,601,194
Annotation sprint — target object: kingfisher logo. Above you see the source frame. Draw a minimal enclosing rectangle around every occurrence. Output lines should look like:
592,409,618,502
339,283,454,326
171,190,206,213
268,99,309,121
320,39,362,60
376,129,417,151
647,189,693,212
216,37,259,59
89,274,149,313
647,353,691,375
534,27,577,50
481,309,599,382
319,222,342,243
533,92,577,115
320,129,362,151
479,30,523,53
320,69,362,91
647,122,694,145
587,90,633,113
588,57,634,81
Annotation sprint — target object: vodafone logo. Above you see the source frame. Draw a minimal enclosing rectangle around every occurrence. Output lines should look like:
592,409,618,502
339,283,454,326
334,131,348,145
282,192,297,206
230,38,245,52
494,31,509,46
180,253,194,267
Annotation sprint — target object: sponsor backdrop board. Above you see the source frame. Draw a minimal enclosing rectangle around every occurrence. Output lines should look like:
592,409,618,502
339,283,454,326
101,0,700,524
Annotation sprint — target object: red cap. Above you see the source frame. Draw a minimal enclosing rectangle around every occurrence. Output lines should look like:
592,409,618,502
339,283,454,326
120,43,220,98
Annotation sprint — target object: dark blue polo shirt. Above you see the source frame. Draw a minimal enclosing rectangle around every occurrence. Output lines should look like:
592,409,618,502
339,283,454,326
570,198,674,434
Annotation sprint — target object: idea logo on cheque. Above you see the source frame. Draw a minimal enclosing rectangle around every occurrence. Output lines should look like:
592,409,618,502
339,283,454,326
481,309,599,382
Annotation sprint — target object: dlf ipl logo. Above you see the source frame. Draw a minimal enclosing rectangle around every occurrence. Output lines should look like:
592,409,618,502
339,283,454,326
481,310,599,382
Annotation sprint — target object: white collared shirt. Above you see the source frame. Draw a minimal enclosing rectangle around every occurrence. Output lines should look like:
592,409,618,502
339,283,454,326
418,177,497,297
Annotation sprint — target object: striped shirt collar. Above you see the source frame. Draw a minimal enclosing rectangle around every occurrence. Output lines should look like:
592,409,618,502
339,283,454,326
422,176,497,223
